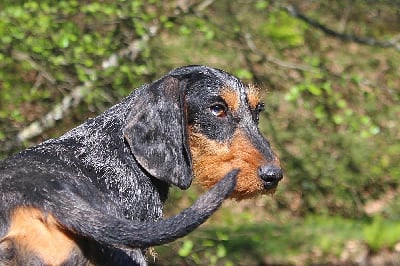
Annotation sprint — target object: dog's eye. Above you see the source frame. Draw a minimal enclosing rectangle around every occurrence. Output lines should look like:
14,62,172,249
210,104,227,118
256,102,265,112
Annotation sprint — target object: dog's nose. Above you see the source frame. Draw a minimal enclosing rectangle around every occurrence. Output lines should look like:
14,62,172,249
258,165,283,189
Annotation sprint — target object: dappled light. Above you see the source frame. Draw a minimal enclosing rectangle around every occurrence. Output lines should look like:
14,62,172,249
0,0,399,265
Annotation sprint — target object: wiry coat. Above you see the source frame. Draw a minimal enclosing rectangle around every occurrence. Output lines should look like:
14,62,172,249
0,65,282,265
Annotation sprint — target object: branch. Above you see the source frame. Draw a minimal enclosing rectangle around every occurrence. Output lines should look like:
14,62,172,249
196,0,216,12
16,84,92,142
12,50,56,84
243,32,317,73
283,4,400,51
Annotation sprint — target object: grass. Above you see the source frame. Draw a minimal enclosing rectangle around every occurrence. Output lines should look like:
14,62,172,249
152,207,400,265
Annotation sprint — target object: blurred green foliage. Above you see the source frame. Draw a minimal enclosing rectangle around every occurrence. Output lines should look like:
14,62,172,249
1,0,399,264
364,215,400,252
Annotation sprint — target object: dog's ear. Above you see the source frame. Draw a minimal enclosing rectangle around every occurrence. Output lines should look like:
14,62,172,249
123,76,192,189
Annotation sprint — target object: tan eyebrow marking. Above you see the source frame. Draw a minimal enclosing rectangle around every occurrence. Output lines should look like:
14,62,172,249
247,84,261,109
220,87,240,111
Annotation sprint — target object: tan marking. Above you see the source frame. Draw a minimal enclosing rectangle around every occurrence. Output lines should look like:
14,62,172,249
247,84,261,109
220,87,240,112
2,207,76,265
189,127,277,199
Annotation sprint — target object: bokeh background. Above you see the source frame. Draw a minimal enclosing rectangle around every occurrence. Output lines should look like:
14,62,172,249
1,1,399,265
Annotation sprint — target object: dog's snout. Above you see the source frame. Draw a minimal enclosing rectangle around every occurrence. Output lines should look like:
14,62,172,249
258,165,283,189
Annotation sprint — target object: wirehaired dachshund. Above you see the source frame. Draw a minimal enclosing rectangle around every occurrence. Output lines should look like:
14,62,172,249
0,65,283,265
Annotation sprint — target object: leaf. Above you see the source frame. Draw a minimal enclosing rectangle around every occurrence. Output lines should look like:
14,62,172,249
178,240,194,257
216,244,227,258
235,69,253,80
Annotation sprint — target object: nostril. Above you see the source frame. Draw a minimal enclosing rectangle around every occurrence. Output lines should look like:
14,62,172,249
258,165,283,188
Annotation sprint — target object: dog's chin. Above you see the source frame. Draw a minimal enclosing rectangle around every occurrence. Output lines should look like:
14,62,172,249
263,187,277,196
228,188,261,200
229,187,277,200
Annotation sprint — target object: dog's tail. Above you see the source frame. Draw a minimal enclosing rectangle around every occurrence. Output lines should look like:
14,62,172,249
55,169,238,248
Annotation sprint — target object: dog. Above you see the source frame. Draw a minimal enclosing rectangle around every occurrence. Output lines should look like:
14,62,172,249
0,65,283,265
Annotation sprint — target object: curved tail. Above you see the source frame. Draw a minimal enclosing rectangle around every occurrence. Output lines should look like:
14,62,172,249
56,170,238,248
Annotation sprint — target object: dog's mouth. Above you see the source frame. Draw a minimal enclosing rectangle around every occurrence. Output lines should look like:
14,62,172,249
262,179,280,190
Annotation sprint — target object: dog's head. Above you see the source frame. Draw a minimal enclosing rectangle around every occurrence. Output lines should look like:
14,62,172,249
123,65,282,199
